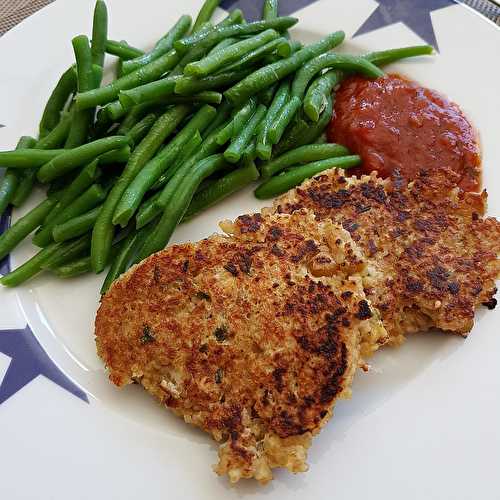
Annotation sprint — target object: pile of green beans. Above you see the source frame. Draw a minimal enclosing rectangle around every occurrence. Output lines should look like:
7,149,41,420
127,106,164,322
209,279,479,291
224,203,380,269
0,0,434,290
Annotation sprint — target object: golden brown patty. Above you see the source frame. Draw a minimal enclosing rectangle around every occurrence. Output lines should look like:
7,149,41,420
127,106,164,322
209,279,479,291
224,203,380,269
271,168,500,343
95,211,387,483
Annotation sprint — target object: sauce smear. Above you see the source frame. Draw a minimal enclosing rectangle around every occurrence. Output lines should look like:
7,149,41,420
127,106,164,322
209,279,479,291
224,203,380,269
328,74,481,191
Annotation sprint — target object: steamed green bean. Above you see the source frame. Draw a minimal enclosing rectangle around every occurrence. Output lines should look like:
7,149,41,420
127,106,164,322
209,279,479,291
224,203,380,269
255,155,361,198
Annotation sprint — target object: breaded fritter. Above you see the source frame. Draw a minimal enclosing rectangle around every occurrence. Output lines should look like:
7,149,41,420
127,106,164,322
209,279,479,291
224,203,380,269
95,211,387,484
271,168,500,343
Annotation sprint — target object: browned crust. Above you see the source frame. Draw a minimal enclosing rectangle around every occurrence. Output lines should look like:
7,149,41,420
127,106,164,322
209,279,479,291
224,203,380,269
95,211,386,483
271,168,500,342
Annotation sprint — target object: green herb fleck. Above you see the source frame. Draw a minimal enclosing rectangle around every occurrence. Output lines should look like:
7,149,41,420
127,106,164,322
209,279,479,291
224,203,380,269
140,325,155,344
215,368,223,384
196,291,211,301
214,326,227,342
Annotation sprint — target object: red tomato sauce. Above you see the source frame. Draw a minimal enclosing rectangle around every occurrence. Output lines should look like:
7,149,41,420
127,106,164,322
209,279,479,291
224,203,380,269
328,74,481,191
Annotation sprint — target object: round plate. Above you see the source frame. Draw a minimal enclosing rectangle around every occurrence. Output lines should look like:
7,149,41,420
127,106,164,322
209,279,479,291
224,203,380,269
1,0,499,498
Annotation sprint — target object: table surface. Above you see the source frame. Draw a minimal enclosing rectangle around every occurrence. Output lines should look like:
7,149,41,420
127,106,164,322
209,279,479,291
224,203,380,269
1,0,499,36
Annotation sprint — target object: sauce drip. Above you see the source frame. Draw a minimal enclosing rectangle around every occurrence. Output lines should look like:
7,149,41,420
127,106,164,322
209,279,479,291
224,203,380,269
328,74,481,191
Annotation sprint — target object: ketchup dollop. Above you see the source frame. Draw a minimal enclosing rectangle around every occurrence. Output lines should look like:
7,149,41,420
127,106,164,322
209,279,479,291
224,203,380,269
328,74,481,191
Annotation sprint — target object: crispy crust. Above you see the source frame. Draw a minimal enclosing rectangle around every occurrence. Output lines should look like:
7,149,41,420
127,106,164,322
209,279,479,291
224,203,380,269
96,211,387,483
271,168,500,343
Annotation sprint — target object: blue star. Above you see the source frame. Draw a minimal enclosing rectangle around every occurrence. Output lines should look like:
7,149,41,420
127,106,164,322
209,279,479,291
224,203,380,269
220,0,319,21
353,0,456,50
0,325,88,405
0,207,10,275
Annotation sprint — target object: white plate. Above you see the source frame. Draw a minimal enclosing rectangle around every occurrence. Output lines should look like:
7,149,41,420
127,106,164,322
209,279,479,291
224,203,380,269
1,0,499,498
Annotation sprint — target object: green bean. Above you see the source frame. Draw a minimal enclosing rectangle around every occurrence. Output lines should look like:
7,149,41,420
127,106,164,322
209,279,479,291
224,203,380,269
119,77,223,109
0,137,36,216
16,136,38,152
92,64,104,89
46,173,76,197
169,24,213,77
258,82,279,108
42,161,101,232
268,96,301,144
121,15,192,75
0,172,19,217
364,45,434,66
194,178,216,194
184,161,259,220
108,90,221,120
224,104,267,163
137,154,229,260
292,53,383,100
215,120,234,146
0,243,62,287
185,29,280,77
207,37,238,57
125,112,159,147
75,49,181,109
175,68,253,96
41,234,91,270
0,149,63,168
0,198,58,261
255,155,360,198
242,140,257,163
274,95,333,156
292,53,384,99
225,31,345,106
92,107,114,138
202,99,233,137
192,0,221,33
154,146,214,213
52,205,102,242
118,76,181,109
170,11,243,76
288,40,303,53
303,69,342,122
135,191,163,229
8,138,38,208
113,105,216,227
256,79,289,160
222,37,288,74
263,0,279,20
37,112,72,150
172,92,223,104
37,136,130,183
65,35,95,149
10,173,37,207
100,223,154,293
104,100,129,121
216,98,257,145
154,129,203,189
64,108,89,149
98,145,131,164
175,17,297,55
174,130,203,167
33,183,106,247
105,39,144,60
44,159,101,223
116,103,157,135
91,105,190,272
261,143,350,179
52,255,92,278
231,98,259,139
39,67,77,138
91,0,108,69
151,119,225,194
